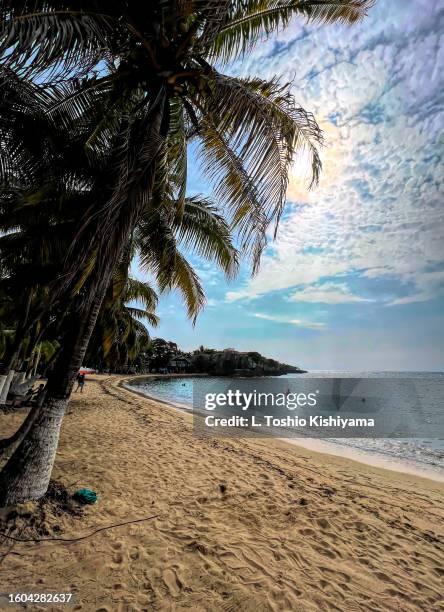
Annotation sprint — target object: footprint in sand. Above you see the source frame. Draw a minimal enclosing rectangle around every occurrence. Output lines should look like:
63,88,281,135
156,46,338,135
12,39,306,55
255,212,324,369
316,518,330,530
130,546,140,560
299,528,316,536
374,571,392,583
162,568,183,596
112,552,124,564
319,566,351,583
313,544,337,560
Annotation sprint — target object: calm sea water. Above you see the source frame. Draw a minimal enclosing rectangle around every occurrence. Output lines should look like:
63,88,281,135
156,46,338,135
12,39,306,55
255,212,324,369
127,372,444,478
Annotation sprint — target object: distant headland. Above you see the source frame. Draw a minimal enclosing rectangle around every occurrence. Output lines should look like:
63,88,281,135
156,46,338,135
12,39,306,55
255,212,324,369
92,338,306,377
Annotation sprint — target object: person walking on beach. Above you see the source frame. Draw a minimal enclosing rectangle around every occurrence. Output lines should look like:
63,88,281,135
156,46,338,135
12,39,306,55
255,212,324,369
75,372,86,393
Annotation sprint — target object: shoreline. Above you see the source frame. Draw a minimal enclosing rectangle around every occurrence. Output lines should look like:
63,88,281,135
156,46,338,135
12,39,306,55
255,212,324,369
2,374,443,611
122,376,444,485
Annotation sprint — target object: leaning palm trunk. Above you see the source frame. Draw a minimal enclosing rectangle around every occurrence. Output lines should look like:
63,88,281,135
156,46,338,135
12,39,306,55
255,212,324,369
0,289,106,504
0,99,166,506
0,401,65,503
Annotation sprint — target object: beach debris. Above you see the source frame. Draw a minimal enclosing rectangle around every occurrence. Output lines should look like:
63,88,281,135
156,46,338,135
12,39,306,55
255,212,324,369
73,488,98,505
219,483,227,495
299,498,308,506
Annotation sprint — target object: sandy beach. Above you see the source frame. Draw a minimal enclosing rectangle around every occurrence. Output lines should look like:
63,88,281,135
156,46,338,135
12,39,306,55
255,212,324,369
1,374,443,611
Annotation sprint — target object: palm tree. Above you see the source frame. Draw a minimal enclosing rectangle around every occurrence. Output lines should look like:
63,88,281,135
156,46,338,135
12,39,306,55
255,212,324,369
0,63,102,404
0,0,375,504
0,192,239,503
0,64,239,469
85,270,159,372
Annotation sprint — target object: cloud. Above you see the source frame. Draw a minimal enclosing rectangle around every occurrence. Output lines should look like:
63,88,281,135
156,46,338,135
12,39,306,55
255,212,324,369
290,319,326,330
253,312,281,321
253,313,325,330
224,1,444,308
289,282,370,304
226,289,252,302
387,269,444,306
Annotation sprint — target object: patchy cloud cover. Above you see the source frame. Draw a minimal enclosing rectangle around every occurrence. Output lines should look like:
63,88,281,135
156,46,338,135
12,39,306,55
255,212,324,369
225,0,444,309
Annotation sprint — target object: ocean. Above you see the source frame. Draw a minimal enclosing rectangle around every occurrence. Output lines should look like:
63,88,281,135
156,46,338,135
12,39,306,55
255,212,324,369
126,372,444,481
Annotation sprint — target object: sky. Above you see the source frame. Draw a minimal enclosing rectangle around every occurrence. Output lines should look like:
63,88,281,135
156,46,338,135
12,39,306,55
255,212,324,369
136,0,444,371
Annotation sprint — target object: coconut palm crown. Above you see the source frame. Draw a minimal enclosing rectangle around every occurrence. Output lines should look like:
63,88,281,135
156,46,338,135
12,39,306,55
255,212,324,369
1,0,373,282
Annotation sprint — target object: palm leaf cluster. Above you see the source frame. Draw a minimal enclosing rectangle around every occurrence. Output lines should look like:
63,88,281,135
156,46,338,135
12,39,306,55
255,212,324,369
0,66,238,372
208,0,374,62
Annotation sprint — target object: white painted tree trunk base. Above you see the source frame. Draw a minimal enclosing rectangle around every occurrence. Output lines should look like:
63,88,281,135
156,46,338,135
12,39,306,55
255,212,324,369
0,370,15,405
0,374,7,399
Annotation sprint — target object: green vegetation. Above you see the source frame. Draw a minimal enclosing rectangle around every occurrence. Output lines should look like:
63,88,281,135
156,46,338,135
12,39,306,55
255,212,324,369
123,339,304,375
190,347,305,376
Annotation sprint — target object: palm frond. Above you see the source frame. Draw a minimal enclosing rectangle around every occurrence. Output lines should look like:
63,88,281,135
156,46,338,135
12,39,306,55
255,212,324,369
206,1,375,62
296,0,375,24
124,278,158,311
0,66,53,186
0,7,116,79
168,98,188,209
149,97,188,214
193,73,322,269
44,76,116,139
156,250,206,322
136,204,205,320
194,116,268,268
176,196,239,278
101,317,117,358
125,306,159,327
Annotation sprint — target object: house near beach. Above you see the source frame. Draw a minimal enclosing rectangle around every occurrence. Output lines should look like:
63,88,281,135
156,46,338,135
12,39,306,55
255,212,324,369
168,355,192,373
